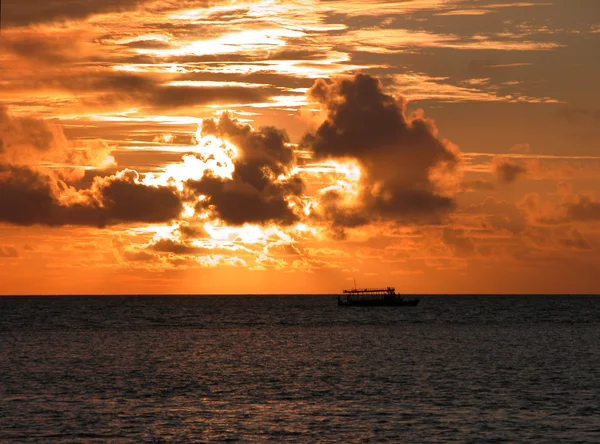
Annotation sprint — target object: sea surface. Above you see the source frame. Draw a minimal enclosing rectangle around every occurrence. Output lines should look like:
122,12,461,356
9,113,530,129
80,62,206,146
1,295,599,443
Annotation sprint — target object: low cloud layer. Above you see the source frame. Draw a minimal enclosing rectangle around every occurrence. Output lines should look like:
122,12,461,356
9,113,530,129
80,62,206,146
0,166,182,227
0,107,182,227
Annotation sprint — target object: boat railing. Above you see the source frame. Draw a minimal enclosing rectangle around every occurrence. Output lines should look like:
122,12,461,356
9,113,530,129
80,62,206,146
343,287,395,294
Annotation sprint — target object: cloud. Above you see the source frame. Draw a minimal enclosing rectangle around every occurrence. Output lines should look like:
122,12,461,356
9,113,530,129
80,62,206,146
175,222,209,240
0,106,179,228
0,106,114,170
64,72,275,110
1,0,149,26
339,28,561,54
148,237,258,260
516,187,600,226
565,195,600,222
0,106,66,160
189,175,301,226
0,50,276,109
390,72,516,103
442,228,476,258
560,229,592,250
201,114,296,188
517,225,594,256
0,27,99,66
302,74,460,227
1,109,309,229
93,170,183,225
0,166,183,227
150,238,201,255
493,156,527,183
186,114,304,226
464,197,527,234
0,246,19,258
466,152,600,181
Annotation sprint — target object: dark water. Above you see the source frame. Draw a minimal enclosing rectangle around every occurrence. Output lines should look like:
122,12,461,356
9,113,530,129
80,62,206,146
1,295,599,443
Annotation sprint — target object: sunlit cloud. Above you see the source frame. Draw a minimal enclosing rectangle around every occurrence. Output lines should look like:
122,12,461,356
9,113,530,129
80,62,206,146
143,129,239,189
391,73,506,102
339,28,562,53
434,9,492,16
166,80,267,88
317,0,464,16
389,72,559,104
137,28,306,57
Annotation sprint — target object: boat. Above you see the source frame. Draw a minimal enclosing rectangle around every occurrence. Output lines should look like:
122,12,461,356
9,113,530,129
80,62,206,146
337,286,420,307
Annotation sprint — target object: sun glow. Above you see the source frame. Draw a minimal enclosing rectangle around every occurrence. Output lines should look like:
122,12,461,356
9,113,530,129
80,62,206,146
129,224,180,241
136,28,305,57
142,124,239,189
153,133,174,143
203,221,294,245
297,159,362,182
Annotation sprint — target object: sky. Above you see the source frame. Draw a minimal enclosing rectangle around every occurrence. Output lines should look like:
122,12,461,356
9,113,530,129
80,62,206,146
1,0,599,294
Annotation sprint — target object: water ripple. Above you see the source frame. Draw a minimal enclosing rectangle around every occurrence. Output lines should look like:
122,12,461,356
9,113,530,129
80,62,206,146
1,296,599,442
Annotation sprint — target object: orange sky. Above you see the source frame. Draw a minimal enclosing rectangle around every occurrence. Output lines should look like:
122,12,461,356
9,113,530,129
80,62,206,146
1,0,600,294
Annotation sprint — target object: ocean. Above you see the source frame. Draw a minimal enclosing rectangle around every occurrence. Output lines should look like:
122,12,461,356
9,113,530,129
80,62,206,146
1,295,599,443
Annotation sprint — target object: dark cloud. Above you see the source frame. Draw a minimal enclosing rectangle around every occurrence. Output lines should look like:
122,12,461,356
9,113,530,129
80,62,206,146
122,249,157,262
0,106,65,155
38,72,274,110
202,114,295,189
493,157,527,183
158,85,271,109
96,170,183,224
2,0,148,26
189,175,299,226
176,222,209,240
313,190,369,237
0,165,61,226
0,105,113,169
0,245,19,258
302,74,460,226
186,114,303,226
565,195,600,222
149,85,270,109
0,28,98,66
0,165,182,227
125,40,174,50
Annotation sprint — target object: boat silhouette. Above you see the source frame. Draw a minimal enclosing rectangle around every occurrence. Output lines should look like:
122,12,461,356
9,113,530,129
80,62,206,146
337,286,420,307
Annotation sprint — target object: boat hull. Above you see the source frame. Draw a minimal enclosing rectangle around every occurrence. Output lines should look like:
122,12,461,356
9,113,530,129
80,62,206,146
338,298,420,307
